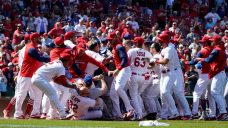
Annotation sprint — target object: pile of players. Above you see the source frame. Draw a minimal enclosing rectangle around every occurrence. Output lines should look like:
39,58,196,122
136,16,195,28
2,26,228,121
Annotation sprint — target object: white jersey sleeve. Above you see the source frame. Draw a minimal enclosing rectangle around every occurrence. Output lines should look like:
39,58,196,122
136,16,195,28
85,50,105,75
34,60,65,81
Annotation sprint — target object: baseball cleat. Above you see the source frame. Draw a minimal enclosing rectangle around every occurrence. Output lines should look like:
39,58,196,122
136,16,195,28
14,115,25,119
217,113,228,121
123,109,135,120
3,109,10,119
182,115,192,120
168,114,180,120
46,115,59,120
24,114,30,119
191,114,199,119
40,113,47,119
199,112,207,120
30,113,41,119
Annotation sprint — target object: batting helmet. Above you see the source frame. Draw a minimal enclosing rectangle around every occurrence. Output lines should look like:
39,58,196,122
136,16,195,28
157,33,170,44
210,35,222,45
132,37,144,44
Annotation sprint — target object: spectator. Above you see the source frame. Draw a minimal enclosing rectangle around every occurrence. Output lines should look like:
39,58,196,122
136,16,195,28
63,20,75,32
187,27,199,45
2,62,15,96
88,20,97,36
26,13,35,32
74,19,86,37
0,68,7,97
48,22,64,38
204,8,221,24
12,24,24,48
34,12,48,35
3,17,12,38
0,24,5,41
205,18,216,30
185,65,198,95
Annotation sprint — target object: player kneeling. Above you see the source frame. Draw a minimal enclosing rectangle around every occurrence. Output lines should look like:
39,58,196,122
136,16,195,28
31,52,76,120
68,79,103,120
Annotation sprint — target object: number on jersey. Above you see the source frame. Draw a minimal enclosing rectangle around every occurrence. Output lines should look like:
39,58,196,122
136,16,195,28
134,57,146,67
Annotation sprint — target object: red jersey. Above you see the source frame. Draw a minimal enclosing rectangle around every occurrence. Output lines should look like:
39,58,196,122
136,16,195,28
208,45,227,79
19,42,43,77
112,44,130,70
69,48,108,78
50,47,69,61
200,46,213,74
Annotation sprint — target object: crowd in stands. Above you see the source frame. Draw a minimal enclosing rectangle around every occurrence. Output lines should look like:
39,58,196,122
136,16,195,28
0,0,227,97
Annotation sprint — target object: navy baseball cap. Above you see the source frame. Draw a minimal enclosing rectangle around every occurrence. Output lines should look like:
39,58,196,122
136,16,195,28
84,75,93,88
123,33,132,40
45,41,55,48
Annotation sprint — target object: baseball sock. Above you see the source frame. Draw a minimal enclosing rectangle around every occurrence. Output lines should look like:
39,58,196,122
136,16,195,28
24,98,34,116
4,97,16,111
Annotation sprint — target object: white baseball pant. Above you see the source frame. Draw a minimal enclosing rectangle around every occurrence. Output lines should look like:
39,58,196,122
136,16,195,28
173,68,191,116
160,70,179,118
129,74,150,118
210,71,227,114
47,81,70,118
109,66,133,117
14,77,37,117
31,75,66,118
192,71,216,116
224,79,228,108
142,78,161,114
41,94,50,114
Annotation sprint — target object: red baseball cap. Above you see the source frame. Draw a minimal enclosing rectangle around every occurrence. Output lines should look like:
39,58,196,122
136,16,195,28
54,37,64,46
77,43,87,50
60,52,72,61
210,35,221,42
30,33,40,40
24,34,30,41
64,31,75,40
107,32,116,40
157,33,170,43
199,36,211,43
132,37,144,44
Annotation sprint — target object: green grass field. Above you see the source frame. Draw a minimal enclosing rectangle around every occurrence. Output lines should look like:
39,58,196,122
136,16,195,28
0,119,228,128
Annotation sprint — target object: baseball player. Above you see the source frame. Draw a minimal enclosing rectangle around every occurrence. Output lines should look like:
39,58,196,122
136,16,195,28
85,39,107,76
14,33,50,119
169,43,192,119
142,42,162,119
128,37,153,120
107,32,134,119
68,80,103,120
41,36,74,119
155,33,179,119
69,46,110,79
188,36,216,120
197,35,228,120
31,52,76,120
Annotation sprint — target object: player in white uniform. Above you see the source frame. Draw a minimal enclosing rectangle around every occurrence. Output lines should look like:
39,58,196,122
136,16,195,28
128,37,152,120
68,81,103,120
142,43,162,119
169,43,192,119
155,33,179,119
85,39,106,76
31,52,76,119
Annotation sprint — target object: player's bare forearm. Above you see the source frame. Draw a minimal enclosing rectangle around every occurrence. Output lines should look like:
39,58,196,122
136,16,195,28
101,78,108,95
